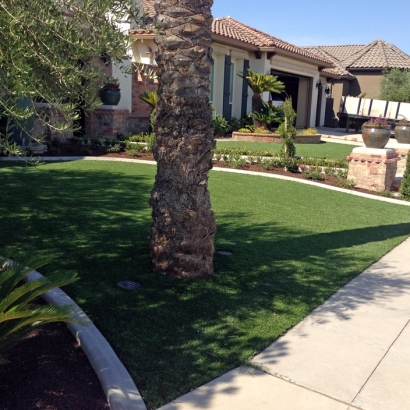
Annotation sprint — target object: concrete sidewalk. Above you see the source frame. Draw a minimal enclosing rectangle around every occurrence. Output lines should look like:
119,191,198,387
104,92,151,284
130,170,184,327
160,236,410,410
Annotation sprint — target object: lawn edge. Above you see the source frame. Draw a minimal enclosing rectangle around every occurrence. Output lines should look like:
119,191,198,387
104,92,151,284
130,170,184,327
23,268,147,410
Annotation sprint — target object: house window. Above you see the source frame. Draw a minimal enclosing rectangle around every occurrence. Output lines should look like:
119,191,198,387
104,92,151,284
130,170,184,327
209,64,214,103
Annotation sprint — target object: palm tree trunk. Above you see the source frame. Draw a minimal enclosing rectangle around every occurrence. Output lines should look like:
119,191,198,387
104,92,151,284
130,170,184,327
149,0,216,278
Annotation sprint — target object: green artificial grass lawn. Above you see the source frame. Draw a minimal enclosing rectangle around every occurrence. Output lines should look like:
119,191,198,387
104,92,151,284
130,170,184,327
216,140,357,159
1,160,410,409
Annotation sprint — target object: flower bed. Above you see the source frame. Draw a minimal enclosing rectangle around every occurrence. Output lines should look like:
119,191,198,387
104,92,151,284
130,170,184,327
232,131,322,144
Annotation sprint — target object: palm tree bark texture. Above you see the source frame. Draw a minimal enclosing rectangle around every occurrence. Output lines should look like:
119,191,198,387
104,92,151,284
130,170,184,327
149,0,216,278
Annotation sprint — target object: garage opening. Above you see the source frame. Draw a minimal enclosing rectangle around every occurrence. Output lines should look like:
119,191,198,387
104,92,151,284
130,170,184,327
270,69,312,128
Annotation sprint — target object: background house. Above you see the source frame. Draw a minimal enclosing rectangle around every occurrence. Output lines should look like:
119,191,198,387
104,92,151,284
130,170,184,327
125,0,335,130
304,40,410,122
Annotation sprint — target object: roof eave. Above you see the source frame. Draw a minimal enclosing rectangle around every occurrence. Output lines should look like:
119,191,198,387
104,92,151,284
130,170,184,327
321,71,342,80
273,48,334,68
129,31,156,40
211,34,259,51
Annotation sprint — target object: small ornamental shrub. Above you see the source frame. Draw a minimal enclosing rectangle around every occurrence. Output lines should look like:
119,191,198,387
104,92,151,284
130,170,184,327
399,151,410,200
213,114,229,137
277,98,297,159
125,143,145,156
253,128,272,134
145,133,155,153
297,128,318,135
301,165,325,180
107,144,121,153
337,178,356,189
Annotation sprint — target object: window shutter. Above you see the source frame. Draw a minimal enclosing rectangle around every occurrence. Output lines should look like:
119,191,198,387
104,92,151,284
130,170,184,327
223,55,232,121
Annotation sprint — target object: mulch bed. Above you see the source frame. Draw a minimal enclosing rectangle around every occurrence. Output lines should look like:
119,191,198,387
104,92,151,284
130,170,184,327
0,145,403,410
0,322,109,410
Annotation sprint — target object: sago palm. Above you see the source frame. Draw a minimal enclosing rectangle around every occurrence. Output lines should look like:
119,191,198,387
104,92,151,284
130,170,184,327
238,68,285,112
0,254,86,365
138,90,158,110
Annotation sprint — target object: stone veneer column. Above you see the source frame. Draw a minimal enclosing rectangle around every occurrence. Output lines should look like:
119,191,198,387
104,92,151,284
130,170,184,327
394,145,410,175
93,105,130,139
347,147,399,191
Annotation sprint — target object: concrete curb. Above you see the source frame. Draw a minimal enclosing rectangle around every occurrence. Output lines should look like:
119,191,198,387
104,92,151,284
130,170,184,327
23,269,147,410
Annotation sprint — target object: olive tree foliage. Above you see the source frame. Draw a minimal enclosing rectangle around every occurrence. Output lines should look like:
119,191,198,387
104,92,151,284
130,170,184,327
0,0,142,148
379,68,410,103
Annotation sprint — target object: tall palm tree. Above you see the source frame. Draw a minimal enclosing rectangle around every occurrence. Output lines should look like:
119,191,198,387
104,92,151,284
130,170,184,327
238,68,285,112
149,0,216,278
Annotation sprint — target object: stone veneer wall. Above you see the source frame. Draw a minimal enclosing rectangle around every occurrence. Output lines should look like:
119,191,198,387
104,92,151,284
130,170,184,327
394,146,410,175
88,107,130,139
129,64,158,134
232,132,322,144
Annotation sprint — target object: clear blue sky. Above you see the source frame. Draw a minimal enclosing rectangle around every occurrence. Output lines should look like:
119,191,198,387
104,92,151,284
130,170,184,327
212,0,410,56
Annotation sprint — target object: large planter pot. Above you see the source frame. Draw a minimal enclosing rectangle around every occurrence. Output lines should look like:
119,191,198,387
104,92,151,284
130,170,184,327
394,124,410,144
361,123,391,149
100,88,121,106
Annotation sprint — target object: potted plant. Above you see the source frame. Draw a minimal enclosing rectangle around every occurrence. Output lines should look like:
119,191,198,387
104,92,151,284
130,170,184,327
394,116,410,144
361,117,391,149
99,77,121,106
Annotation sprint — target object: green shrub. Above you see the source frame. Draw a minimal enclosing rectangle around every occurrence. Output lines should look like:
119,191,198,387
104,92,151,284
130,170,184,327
125,143,145,156
297,128,318,135
127,133,148,143
301,165,325,180
378,189,395,198
229,117,242,132
277,98,297,159
213,114,229,137
282,157,299,172
237,128,251,133
399,152,410,200
107,144,121,153
253,128,272,134
145,133,155,153
337,178,356,189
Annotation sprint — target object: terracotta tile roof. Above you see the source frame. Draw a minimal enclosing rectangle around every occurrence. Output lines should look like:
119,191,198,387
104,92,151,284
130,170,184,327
303,46,353,77
305,40,410,72
320,67,344,77
137,0,333,65
212,17,332,64
139,0,155,18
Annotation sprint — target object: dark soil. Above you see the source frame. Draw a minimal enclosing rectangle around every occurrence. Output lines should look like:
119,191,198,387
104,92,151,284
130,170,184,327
0,323,109,410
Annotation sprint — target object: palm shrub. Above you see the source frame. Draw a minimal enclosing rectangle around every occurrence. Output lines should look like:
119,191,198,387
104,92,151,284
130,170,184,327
238,69,285,112
277,98,297,159
399,151,410,200
248,101,284,130
0,254,85,365
138,91,158,132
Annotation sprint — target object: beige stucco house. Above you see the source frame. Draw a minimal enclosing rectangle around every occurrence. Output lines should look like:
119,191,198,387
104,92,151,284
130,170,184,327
304,40,410,120
125,0,336,129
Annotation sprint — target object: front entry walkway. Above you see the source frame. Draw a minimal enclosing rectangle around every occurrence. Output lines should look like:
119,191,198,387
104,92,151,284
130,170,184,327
160,236,410,410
